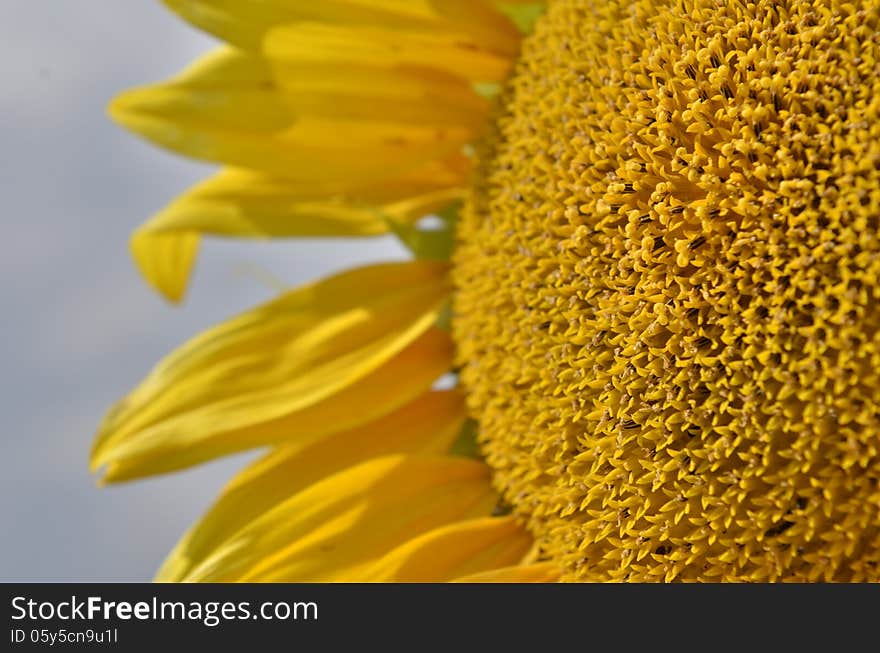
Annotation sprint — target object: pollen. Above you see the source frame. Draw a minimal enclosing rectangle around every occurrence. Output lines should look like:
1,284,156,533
453,0,880,581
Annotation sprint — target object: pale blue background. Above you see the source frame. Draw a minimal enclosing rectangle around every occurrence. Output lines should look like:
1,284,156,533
1,0,408,581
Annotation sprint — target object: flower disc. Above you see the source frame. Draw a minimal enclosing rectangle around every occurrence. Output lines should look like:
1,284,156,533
453,0,880,581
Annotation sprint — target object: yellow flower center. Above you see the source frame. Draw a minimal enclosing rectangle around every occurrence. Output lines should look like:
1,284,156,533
453,0,880,581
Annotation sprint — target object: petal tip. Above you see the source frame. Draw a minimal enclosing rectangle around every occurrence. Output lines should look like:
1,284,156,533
106,88,145,132
129,226,198,304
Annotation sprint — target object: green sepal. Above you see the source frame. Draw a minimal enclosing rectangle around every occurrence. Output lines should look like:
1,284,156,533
474,82,502,99
387,202,460,262
435,302,453,332
449,418,481,459
497,2,546,34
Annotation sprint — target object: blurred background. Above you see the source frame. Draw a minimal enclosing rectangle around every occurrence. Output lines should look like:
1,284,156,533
1,1,408,581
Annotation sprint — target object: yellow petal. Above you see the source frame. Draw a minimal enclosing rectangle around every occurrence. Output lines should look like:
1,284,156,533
453,562,561,583
109,48,474,182
101,327,454,483
271,62,489,128
91,261,450,479
156,389,465,582
163,0,520,56
130,166,464,302
264,22,512,84
182,455,497,582
162,0,446,51
355,517,532,582
427,0,521,56
131,229,199,304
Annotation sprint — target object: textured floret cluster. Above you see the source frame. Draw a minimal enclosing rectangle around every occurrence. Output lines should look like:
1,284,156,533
454,0,880,581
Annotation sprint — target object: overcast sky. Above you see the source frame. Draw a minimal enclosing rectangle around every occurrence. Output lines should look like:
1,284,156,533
1,1,408,581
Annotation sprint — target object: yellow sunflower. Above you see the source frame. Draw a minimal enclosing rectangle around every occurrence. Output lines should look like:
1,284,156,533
94,0,880,583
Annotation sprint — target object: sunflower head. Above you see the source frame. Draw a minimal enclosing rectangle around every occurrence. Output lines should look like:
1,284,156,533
454,0,880,581
98,0,880,583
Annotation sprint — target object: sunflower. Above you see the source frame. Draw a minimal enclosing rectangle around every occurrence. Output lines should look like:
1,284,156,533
94,0,880,583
